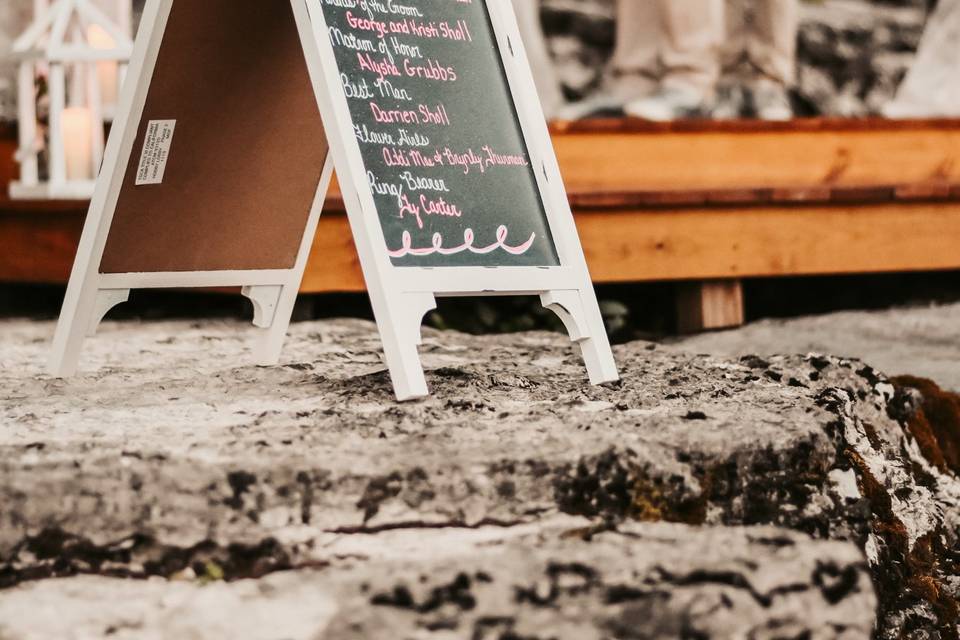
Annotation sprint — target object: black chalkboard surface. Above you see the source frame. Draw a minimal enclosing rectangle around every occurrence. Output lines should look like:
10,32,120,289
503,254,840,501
319,0,560,268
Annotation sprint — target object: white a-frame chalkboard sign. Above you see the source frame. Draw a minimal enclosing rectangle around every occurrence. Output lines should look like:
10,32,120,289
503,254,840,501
49,0,333,378
50,0,619,400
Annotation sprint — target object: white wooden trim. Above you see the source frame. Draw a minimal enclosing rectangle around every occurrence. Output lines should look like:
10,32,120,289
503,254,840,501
13,0,63,53
399,267,578,295
9,180,96,200
116,0,133,38
242,285,283,329
96,270,294,289
14,0,135,59
50,0,175,376
87,288,129,336
24,47,135,62
47,63,67,187
48,0,74,57
12,0,134,201
15,62,39,187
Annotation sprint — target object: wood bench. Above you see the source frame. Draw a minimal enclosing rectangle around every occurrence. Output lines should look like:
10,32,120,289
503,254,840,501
2,118,959,331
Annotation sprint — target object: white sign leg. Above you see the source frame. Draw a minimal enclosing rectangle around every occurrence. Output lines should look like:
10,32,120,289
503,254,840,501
541,288,619,385
374,291,436,401
49,0,173,377
290,0,619,399
49,281,100,376
243,285,283,329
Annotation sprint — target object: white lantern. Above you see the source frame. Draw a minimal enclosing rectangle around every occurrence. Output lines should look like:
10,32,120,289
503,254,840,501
9,0,134,200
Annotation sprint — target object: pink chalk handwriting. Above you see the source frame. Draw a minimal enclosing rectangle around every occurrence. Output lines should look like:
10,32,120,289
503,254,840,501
387,226,536,258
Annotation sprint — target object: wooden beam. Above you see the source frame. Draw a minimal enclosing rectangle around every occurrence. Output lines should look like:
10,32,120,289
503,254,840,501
297,199,960,292
574,201,960,283
676,280,745,333
6,118,960,206
4,200,960,290
0,210,84,283
4,120,960,293
552,120,960,194
300,212,365,293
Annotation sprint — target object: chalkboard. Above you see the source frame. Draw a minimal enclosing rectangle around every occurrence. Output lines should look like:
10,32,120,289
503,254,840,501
318,0,560,268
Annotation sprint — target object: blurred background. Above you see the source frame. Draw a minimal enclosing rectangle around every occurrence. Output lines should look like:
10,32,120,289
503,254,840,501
0,0,958,343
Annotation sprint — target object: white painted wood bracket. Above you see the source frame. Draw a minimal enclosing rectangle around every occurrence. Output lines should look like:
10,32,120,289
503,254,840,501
242,285,283,329
86,288,130,336
379,291,437,401
398,292,438,349
541,290,588,341
541,289,619,385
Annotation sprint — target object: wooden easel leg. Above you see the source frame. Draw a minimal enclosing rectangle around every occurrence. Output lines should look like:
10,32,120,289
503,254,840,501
49,280,101,377
376,292,437,401
244,284,294,366
48,0,173,377
86,288,130,337
541,289,619,385
676,279,745,334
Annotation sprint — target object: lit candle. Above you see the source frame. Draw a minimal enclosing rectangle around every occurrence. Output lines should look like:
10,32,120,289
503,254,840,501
87,24,119,108
62,107,94,180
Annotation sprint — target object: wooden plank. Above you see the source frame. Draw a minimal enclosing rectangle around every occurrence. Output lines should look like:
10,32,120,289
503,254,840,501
300,211,365,292
300,199,960,291
0,211,84,283
4,200,960,290
6,119,960,211
552,117,960,135
676,280,745,333
0,134,17,193
552,125,960,194
574,201,960,283
5,119,960,292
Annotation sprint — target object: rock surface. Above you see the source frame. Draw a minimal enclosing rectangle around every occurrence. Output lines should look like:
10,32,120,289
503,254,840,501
674,302,960,393
0,522,875,640
1,317,958,638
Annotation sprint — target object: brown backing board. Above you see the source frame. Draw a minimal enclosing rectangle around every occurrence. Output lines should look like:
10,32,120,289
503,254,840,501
100,0,328,274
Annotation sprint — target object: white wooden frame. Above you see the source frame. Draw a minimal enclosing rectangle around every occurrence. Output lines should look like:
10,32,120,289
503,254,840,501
51,0,618,402
10,0,134,200
49,0,333,377
292,0,618,399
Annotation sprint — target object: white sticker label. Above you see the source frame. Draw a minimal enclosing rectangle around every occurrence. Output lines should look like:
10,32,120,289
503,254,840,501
135,119,176,185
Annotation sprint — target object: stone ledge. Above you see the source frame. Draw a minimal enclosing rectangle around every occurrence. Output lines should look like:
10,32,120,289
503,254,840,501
1,319,958,638
0,520,876,640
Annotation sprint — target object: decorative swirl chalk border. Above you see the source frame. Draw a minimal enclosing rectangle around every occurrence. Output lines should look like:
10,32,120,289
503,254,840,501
387,226,536,258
